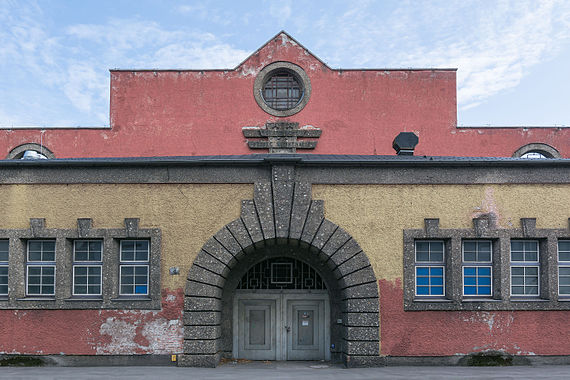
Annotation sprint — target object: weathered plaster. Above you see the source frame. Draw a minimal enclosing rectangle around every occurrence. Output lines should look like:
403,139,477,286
313,184,570,282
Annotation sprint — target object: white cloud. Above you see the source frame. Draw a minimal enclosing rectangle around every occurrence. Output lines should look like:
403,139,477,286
311,0,570,110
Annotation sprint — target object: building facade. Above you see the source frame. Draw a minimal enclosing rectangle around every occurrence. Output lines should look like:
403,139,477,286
0,32,569,367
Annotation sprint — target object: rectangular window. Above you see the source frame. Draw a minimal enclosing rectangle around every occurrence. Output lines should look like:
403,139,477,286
0,240,8,295
462,240,492,296
119,240,149,296
26,240,56,296
558,240,570,296
415,241,445,296
73,240,102,296
510,240,539,296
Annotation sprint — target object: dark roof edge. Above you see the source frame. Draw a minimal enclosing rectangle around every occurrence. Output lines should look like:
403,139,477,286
1,154,569,168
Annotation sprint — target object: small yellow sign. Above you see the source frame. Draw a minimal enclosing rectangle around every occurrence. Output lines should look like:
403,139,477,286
171,354,177,362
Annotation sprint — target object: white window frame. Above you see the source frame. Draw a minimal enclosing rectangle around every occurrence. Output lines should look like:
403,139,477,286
119,240,149,296
414,240,445,297
510,240,540,297
26,240,56,296
72,240,103,296
462,240,493,297
558,240,570,297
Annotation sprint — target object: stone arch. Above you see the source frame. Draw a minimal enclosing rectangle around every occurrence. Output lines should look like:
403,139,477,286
181,166,379,368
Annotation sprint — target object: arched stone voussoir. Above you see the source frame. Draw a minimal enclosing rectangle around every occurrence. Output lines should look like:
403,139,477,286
341,282,379,299
187,264,225,288
318,226,352,261
289,182,313,240
192,250,231,278
328,239,363,270
338,266,376,289
213,227,243,257
333,252,371,278
311,219,338,251
225,219,253,252
240,200,265,245
184,296,222,312
185,280,223,298
253,182,276,241
202,237,237,267
300,200,325,243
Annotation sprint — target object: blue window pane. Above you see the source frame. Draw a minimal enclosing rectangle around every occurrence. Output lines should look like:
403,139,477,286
478,277,491,286
464,267,476,276
478,267,491,276
478,286,492,295
464,286,477,295
431,267,443,276
416,286,429,295
416,277,429,286
431,286,444,295
464,277,476,286
135,285,147,294
416,267,429,276
431,277,443,286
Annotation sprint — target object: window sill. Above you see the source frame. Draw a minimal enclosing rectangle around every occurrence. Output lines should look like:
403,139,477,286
413,298,453,303
111,297,152,302
461,298,502,302
510,298,549,302
17,297,56,301
65,297,103,302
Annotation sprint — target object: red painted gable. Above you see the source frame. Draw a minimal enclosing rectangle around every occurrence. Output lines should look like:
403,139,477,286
0,32,567,158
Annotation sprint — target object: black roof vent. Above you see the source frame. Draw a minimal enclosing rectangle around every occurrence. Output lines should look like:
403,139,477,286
392,132,419,156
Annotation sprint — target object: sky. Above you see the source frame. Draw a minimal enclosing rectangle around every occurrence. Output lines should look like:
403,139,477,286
0,0,569,127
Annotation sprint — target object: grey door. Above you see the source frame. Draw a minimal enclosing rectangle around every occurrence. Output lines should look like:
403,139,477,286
236,298,278,360
286,299,325,360
234,293,329,361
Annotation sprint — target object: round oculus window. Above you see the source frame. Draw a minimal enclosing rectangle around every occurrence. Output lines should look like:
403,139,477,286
261,70,303,111
254,62,311,117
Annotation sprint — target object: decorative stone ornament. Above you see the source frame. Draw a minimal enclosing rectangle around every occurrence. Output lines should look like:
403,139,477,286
243,122,322,153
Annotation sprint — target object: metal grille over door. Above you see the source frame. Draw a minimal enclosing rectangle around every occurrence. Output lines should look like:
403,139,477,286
237,257,327,290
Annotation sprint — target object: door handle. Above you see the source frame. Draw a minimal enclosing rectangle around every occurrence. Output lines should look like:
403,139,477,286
284,325,291,332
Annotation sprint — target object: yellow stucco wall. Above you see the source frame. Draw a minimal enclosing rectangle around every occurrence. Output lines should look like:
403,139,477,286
313,184,570,282
1,183,568,290
0,184,253,290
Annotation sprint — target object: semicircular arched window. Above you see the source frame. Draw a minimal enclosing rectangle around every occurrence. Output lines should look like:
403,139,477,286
7,143,55,160
513,143,560,159
237,257,327,290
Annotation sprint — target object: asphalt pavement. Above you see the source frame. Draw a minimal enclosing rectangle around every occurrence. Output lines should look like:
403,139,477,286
1,361,570,379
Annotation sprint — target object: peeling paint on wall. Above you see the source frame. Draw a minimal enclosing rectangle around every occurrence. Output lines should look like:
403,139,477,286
0,289,184,355
380,279,570,356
